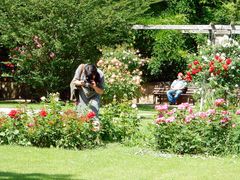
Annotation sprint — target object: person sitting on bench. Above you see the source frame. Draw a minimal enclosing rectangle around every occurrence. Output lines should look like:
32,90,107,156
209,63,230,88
167,72,187,105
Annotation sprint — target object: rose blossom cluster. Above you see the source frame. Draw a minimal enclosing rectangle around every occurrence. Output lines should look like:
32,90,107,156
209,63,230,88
185,53,233,82
155,101,236,125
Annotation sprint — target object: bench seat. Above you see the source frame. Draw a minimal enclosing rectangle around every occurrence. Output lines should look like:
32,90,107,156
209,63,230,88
153,86,197,104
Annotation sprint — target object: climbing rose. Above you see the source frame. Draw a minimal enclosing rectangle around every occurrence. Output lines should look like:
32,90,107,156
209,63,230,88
193,60,199,65
222,64,228,71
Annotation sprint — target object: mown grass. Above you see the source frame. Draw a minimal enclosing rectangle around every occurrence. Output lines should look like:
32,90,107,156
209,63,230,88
1,102,240,179
0,143,240,180
0,100,74,110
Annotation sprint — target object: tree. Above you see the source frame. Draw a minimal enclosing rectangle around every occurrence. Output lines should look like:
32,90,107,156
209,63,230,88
0,0,160,99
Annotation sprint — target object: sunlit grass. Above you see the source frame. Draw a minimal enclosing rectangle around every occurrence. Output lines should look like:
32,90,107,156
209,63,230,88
0,144,240,180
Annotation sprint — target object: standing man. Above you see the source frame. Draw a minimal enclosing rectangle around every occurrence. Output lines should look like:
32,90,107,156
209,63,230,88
167,72,187,105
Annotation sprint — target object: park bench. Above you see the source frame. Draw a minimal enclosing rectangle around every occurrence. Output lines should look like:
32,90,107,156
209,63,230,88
153,84,197,105
153,85,240,105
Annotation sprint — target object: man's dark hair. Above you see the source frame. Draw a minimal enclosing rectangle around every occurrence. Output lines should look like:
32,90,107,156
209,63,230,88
84,64,100,83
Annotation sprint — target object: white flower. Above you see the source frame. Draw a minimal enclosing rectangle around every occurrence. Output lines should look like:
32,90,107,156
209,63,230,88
235,84,239,88
40,96,46,102
54,97,59,102
202,56,208,61
207,40,211,46
131,104,137,109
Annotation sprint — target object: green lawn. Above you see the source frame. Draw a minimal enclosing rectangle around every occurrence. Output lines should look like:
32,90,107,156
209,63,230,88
1,103,240,179
0,100,74,110
0,101,44,109
0,143,240,180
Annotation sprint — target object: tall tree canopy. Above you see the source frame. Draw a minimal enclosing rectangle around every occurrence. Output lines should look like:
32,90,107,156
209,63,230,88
0,0,160,98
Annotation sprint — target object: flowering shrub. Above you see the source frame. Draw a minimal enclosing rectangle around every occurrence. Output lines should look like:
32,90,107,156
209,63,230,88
0,93,100,149
186,41,240,107
153,100,240,155
0,93,141,149
97,44,148,104
99,100,140,142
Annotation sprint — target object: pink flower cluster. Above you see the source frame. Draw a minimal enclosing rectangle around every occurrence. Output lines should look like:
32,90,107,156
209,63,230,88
215,98,225,106
155,116,175,124
236,110,240,115
155,104,168,111
154,101,236,125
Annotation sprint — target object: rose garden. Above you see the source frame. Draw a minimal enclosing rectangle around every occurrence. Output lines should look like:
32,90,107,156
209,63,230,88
0,1,240,179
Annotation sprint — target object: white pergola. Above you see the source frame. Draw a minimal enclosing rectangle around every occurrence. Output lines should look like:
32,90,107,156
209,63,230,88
132,24,240,44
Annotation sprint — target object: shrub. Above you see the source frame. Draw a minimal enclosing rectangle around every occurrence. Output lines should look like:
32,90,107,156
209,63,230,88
97,45,148,104
99,100,140,142
152,102,240,155
0,0,157,98
0,93,100,149
0,93,141,149
186,40,240,108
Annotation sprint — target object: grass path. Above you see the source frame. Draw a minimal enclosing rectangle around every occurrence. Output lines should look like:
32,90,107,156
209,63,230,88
0,144,240,180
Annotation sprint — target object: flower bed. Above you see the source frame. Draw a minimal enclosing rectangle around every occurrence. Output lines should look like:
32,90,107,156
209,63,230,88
0,93,140,150
153,101,240,155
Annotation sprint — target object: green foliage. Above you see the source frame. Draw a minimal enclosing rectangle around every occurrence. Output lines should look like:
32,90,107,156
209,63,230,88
0,0,157,98
134,14,189,81
133,0,240,82
148,30,188,81
213,2,240,24
100,101,140,142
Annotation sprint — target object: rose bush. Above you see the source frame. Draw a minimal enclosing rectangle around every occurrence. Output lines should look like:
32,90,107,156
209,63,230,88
153,100,240,155
0,93,141,149
0,93,100,149
186,41,240,108
97,44,148,104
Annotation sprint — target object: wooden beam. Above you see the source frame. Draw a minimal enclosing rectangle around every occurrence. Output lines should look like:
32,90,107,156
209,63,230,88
132,24,240,32
182,30,240,34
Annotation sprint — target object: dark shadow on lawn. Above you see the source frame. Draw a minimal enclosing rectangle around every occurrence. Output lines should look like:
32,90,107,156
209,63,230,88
0,171,83,180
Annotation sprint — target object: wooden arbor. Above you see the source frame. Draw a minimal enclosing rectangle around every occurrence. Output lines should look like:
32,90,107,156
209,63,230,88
132,24,240,44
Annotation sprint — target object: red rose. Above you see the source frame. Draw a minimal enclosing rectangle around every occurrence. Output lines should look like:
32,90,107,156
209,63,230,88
87,111,96,119
39,109,47,117
198,66,202,71
214,55,220,60
185,74,192,82
209,66,215,73
191,68,198,75
193,60,199,65
215,55,222,62
226,58,232,65
8,109,18,119
209,61,214,66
